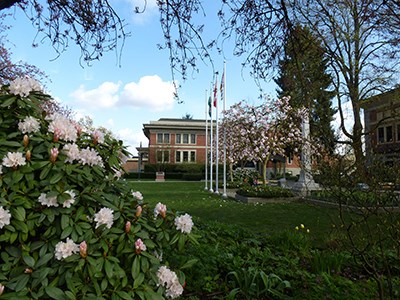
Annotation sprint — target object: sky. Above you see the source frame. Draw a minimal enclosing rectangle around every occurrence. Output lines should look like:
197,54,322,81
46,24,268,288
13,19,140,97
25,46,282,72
4,0,277,156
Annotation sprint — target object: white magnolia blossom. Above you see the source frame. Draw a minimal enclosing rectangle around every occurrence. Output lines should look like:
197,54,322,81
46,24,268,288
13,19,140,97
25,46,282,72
94,207,114,229
157,266,183,299
63,190,76,208
62,143,81,163
47,113,78,142
79,147,104,167
54,238,79,260
0,207,11,229
18,116,41,134
2,152,26,168
174,213,194,234
9,77,42,97
38,193,59,207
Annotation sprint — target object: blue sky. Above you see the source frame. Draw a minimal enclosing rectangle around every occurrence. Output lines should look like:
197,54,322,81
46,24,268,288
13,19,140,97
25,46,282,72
4,0,276,155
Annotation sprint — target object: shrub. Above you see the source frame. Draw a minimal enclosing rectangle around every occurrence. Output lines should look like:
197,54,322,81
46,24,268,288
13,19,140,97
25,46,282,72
0,78,198,299
237,185,294,198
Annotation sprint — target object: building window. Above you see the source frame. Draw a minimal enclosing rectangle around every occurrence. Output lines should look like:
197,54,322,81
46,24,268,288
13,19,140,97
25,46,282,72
176,150,196,163
190,134,196,144
175,133,196,144
287,153,293,165
377,126,394,144
157,133,170,144
397,124,400,142
156,150,170,163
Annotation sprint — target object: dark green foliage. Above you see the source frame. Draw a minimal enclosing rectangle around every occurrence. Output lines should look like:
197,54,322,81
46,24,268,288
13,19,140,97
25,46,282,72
237,185,294,198
275,24,336,154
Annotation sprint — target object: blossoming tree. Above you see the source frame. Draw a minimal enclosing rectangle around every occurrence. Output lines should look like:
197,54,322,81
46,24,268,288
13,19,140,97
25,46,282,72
221,97,307,184
0,78,197,299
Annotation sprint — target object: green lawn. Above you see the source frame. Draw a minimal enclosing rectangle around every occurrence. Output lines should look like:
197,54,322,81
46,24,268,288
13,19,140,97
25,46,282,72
129,180,339,241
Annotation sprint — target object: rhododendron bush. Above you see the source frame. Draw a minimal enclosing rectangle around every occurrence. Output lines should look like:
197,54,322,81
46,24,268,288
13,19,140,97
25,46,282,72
0,78,198,299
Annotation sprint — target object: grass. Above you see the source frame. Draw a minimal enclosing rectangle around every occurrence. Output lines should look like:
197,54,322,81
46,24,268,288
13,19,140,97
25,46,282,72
129,180,340,244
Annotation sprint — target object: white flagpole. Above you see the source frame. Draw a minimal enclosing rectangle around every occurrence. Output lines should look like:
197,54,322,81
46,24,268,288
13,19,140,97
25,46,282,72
204,89,208,191
209,86,214,193
215,76,219,194
222,62,227,198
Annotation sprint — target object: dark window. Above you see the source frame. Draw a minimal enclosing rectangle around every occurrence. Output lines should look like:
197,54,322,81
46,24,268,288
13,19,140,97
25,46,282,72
386,126,393,142
176,134,181,144
378,127,385,143
190,151,196,162
183,134,189,144
190,134,196,144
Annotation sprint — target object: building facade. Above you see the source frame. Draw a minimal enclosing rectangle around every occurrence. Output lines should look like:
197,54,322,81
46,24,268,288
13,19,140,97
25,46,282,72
142,118,210,164
362,88,400,163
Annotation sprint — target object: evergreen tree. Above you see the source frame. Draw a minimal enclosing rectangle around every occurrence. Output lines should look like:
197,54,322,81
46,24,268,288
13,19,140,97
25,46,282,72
275,25,336,154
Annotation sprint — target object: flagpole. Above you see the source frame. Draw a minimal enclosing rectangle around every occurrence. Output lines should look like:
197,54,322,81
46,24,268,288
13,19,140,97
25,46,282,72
214,76,219,194
209,85,214,193
222,62,228,198
204,89,208,191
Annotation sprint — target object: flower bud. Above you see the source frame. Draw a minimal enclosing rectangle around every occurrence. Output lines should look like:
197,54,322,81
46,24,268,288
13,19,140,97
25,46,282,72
125,221,131,233
23,134,29,148
135,206,142,218
24,268,33,274
53,128,61,142
50,148,59,163
80,241,87,258
160,210,166,219
26,150,31,161
0,283,4,296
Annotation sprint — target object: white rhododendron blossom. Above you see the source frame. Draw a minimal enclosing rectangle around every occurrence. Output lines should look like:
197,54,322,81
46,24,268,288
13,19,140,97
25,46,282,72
2,152,26,168
54,238,79,260
38,193,59,207
92,130,105,144
79,147,104,167
47,113,78,142
0,207,11,229
174,213,194,234
157,266,183,299
154,202,167,218
112,167,123,179
135,238,147,252
132,191,143,201
63,190,76,208
62,143,81,163
94,207,114,229
9,77,42,97
18,116,41,134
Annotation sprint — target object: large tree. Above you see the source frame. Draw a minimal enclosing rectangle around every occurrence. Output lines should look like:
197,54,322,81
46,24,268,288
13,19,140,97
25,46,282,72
274,24,336,154
157,0,400,177
1,0,128,64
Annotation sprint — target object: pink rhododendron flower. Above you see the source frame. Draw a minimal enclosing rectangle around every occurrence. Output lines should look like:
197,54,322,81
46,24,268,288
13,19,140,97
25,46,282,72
154,202,167,218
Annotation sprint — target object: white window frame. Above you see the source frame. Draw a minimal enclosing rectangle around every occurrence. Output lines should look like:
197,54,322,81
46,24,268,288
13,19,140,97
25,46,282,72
156,150,170,163
175,150,196,163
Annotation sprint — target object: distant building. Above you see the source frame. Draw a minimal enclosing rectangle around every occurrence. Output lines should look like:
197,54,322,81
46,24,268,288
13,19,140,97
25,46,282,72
361,88,400,163
142,118,210,164
136,117,300,178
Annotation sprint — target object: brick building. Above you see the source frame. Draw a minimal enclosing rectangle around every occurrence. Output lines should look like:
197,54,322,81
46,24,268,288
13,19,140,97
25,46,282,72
142,118,211,164
362,88,400,163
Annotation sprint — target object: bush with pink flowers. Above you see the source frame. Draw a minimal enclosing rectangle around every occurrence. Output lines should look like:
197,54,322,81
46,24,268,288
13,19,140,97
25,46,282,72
0,78,198,299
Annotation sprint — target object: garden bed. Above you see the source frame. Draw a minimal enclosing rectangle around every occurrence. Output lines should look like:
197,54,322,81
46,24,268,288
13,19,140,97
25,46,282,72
235,193,300,203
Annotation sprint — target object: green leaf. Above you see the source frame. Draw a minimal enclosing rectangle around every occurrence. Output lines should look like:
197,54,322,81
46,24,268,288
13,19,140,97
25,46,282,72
61,214,70,230
50,171,64,184
40,164,52,180
104,259,114,279
13,220,28,233
11,206,26,221
22,255,35,268
131,256,140,280
36,253,53,268
133,272,144,289
180,258,198,270
45,286,67,299
61,226,73,239
0,95,16,107
13,274,30,292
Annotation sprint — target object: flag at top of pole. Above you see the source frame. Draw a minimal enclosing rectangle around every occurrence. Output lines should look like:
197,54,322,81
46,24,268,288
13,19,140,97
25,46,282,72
213,78,218,108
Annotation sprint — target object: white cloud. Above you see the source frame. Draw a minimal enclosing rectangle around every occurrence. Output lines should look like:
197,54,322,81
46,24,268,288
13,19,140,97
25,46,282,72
69,76,175,112
120,75,175,111
70,82,121,109
116,128,148,155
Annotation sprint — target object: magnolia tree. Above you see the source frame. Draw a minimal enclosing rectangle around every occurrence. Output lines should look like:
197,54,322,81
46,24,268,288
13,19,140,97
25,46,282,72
221,97,307,184
0,77,198,299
